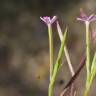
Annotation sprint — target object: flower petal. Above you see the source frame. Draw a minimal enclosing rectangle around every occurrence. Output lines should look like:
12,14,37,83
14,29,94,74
90,15,96,22
40,16,57,25
40,17,47,24
88,14,94,21
51,16,57,24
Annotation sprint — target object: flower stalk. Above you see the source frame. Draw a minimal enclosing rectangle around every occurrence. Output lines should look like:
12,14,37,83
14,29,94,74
40,16,57,80
48,24,54,80
85,21,90,79
85,21,90,96
77,9,96,96
48,28,67,96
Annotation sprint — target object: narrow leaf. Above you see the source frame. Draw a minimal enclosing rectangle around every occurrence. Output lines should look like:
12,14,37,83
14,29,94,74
90,52,96,80
55,27,68,70
88,52,96,90
50,27,68,85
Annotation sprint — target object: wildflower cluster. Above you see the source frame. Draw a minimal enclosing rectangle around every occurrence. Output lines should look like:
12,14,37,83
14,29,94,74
40,9,96,96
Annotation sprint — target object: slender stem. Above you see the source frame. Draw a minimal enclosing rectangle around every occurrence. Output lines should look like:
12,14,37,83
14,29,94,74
84,21,90,96
84,91,88,96
48,64,58,96
84,87,90,96
48,83,54,96
48,27,67,96
48,24,54,80
85,21,90,78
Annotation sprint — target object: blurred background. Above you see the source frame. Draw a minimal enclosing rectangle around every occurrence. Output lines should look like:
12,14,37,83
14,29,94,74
0,0,96,96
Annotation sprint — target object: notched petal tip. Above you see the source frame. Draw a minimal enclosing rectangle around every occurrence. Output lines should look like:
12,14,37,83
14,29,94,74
40,16,43,19
50,16,57,24
40,17,46,23
52,16,57,20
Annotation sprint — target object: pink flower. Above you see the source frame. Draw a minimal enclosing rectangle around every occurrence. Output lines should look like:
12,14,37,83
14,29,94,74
40,16,57,25
77,9,96,23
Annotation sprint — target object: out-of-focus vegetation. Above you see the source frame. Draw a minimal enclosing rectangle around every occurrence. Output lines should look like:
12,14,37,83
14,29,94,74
0,0,96,96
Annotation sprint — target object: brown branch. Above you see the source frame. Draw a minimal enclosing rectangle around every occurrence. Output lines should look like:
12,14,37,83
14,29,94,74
60,55,86,96
64,55,86,89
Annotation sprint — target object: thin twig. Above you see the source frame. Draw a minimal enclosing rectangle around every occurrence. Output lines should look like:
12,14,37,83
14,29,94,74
64,55,86,89
60,55,86,96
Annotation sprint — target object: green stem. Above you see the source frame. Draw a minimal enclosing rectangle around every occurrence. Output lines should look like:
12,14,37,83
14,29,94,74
48,28,67,96
85,21,90,79
48,62,60,96
48,24,54,80
48,83,54,96
85,21,90,96
84,89,89,96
